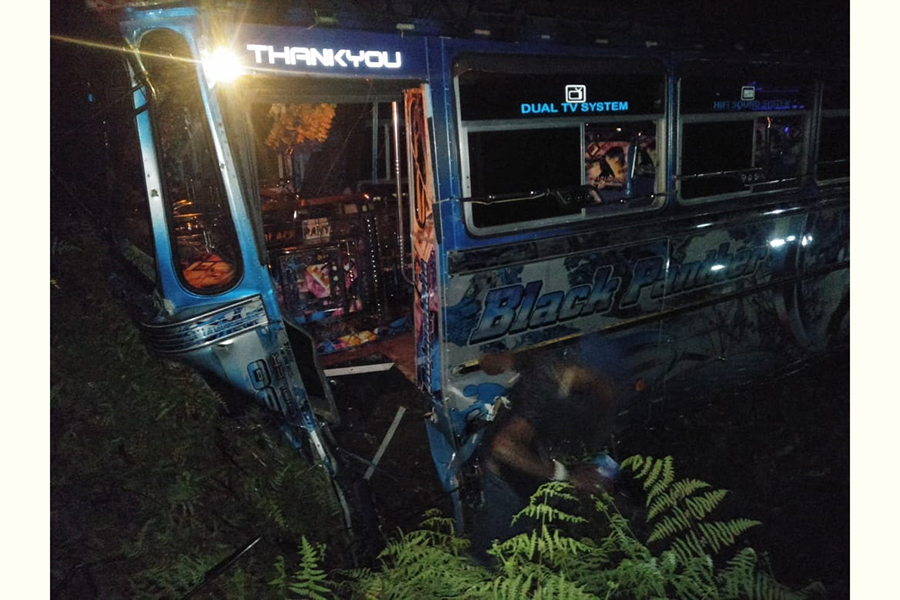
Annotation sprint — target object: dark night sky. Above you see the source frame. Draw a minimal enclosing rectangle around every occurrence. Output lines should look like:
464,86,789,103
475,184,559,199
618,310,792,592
49,0,850,166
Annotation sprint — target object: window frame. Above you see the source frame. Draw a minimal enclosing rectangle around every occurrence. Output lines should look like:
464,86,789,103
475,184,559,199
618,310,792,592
675,74,814,206
139,28,244,295
454,57,667,237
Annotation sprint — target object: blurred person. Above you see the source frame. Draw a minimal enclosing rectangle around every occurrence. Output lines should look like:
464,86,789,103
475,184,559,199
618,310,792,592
471,336,622,564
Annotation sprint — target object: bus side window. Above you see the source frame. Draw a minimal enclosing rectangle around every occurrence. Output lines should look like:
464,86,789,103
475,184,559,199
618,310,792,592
457,56,666,233
678,70,814,203
140,30,242,293
816,80,849,182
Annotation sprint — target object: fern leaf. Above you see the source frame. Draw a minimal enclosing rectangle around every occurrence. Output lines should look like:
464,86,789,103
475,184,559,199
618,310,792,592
533,572,596,599
697,519,761,555
647,506,693,543
482,572,534,600
745,571,806,600
669,530,707,562
286,536,333,600
620,454,651,478
718,547,758,598
645,456,675,504
683,489,729,521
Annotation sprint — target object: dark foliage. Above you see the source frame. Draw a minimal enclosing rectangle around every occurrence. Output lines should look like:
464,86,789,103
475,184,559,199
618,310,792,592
50,204,348,598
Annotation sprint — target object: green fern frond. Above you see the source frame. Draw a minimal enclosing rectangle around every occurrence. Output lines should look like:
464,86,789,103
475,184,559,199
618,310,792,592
647,479,712,520
748,572,809,600
419,509,457,535
621,454,655,479
531,481,581,504
285,536,332,600
669,530,708,562
480,572,535,599
513,499,587,527
533,572,596,599
269,555,289,592
647,506,694,543
665,552,717,598
264,496,288,529
718,547,759,598
611,556,667,599
644,456,675,503
697,519,761,554
718,551,807,600
683,488,729,521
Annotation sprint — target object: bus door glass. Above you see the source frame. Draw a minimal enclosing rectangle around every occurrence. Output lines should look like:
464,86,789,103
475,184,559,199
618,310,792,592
137,29,244,298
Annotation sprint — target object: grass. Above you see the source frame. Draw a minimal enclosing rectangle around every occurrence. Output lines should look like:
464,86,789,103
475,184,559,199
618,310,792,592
50,204,348,598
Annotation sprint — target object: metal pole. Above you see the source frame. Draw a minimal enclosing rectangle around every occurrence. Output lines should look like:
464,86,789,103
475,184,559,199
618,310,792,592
371,102,379,183
364,405,407,481
392,101,414,286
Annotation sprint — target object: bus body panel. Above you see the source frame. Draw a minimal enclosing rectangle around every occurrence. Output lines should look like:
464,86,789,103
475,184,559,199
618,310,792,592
438,195,848,441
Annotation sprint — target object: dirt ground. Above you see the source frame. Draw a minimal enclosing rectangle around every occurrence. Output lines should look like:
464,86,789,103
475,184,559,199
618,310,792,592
330,349,849,597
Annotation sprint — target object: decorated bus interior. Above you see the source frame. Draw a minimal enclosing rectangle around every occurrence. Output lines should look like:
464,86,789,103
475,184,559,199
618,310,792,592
224,75,420,381
143,28,421,386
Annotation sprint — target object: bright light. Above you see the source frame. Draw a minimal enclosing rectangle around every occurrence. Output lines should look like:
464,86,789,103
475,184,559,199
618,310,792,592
786,235,797,242
769,238,786,248
202,47,244,86
801,234,813,246
710,264,726,271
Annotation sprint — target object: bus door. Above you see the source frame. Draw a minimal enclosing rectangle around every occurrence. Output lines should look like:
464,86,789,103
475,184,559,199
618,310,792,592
221,24,431,408
120,17,430,476
118,25,345,473
227,75,424,392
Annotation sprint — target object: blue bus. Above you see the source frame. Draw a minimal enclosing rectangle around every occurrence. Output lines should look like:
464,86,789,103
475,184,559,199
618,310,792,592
99,1,849,530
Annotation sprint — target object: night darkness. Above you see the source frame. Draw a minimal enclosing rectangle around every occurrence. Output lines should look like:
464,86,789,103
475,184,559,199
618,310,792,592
46,2,858,599
50,0,850,203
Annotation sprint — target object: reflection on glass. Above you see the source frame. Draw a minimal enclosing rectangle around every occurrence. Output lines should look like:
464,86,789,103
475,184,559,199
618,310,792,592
680,114,804,200
584,122,657,205
816,116,849,180
141,30,242,293
753,115,803,183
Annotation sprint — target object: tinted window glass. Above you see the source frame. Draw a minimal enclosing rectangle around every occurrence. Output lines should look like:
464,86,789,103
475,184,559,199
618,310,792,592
141,30,242,293
469,128,581,197
817,116,850,180
468,128,582,228
681,121,753,198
